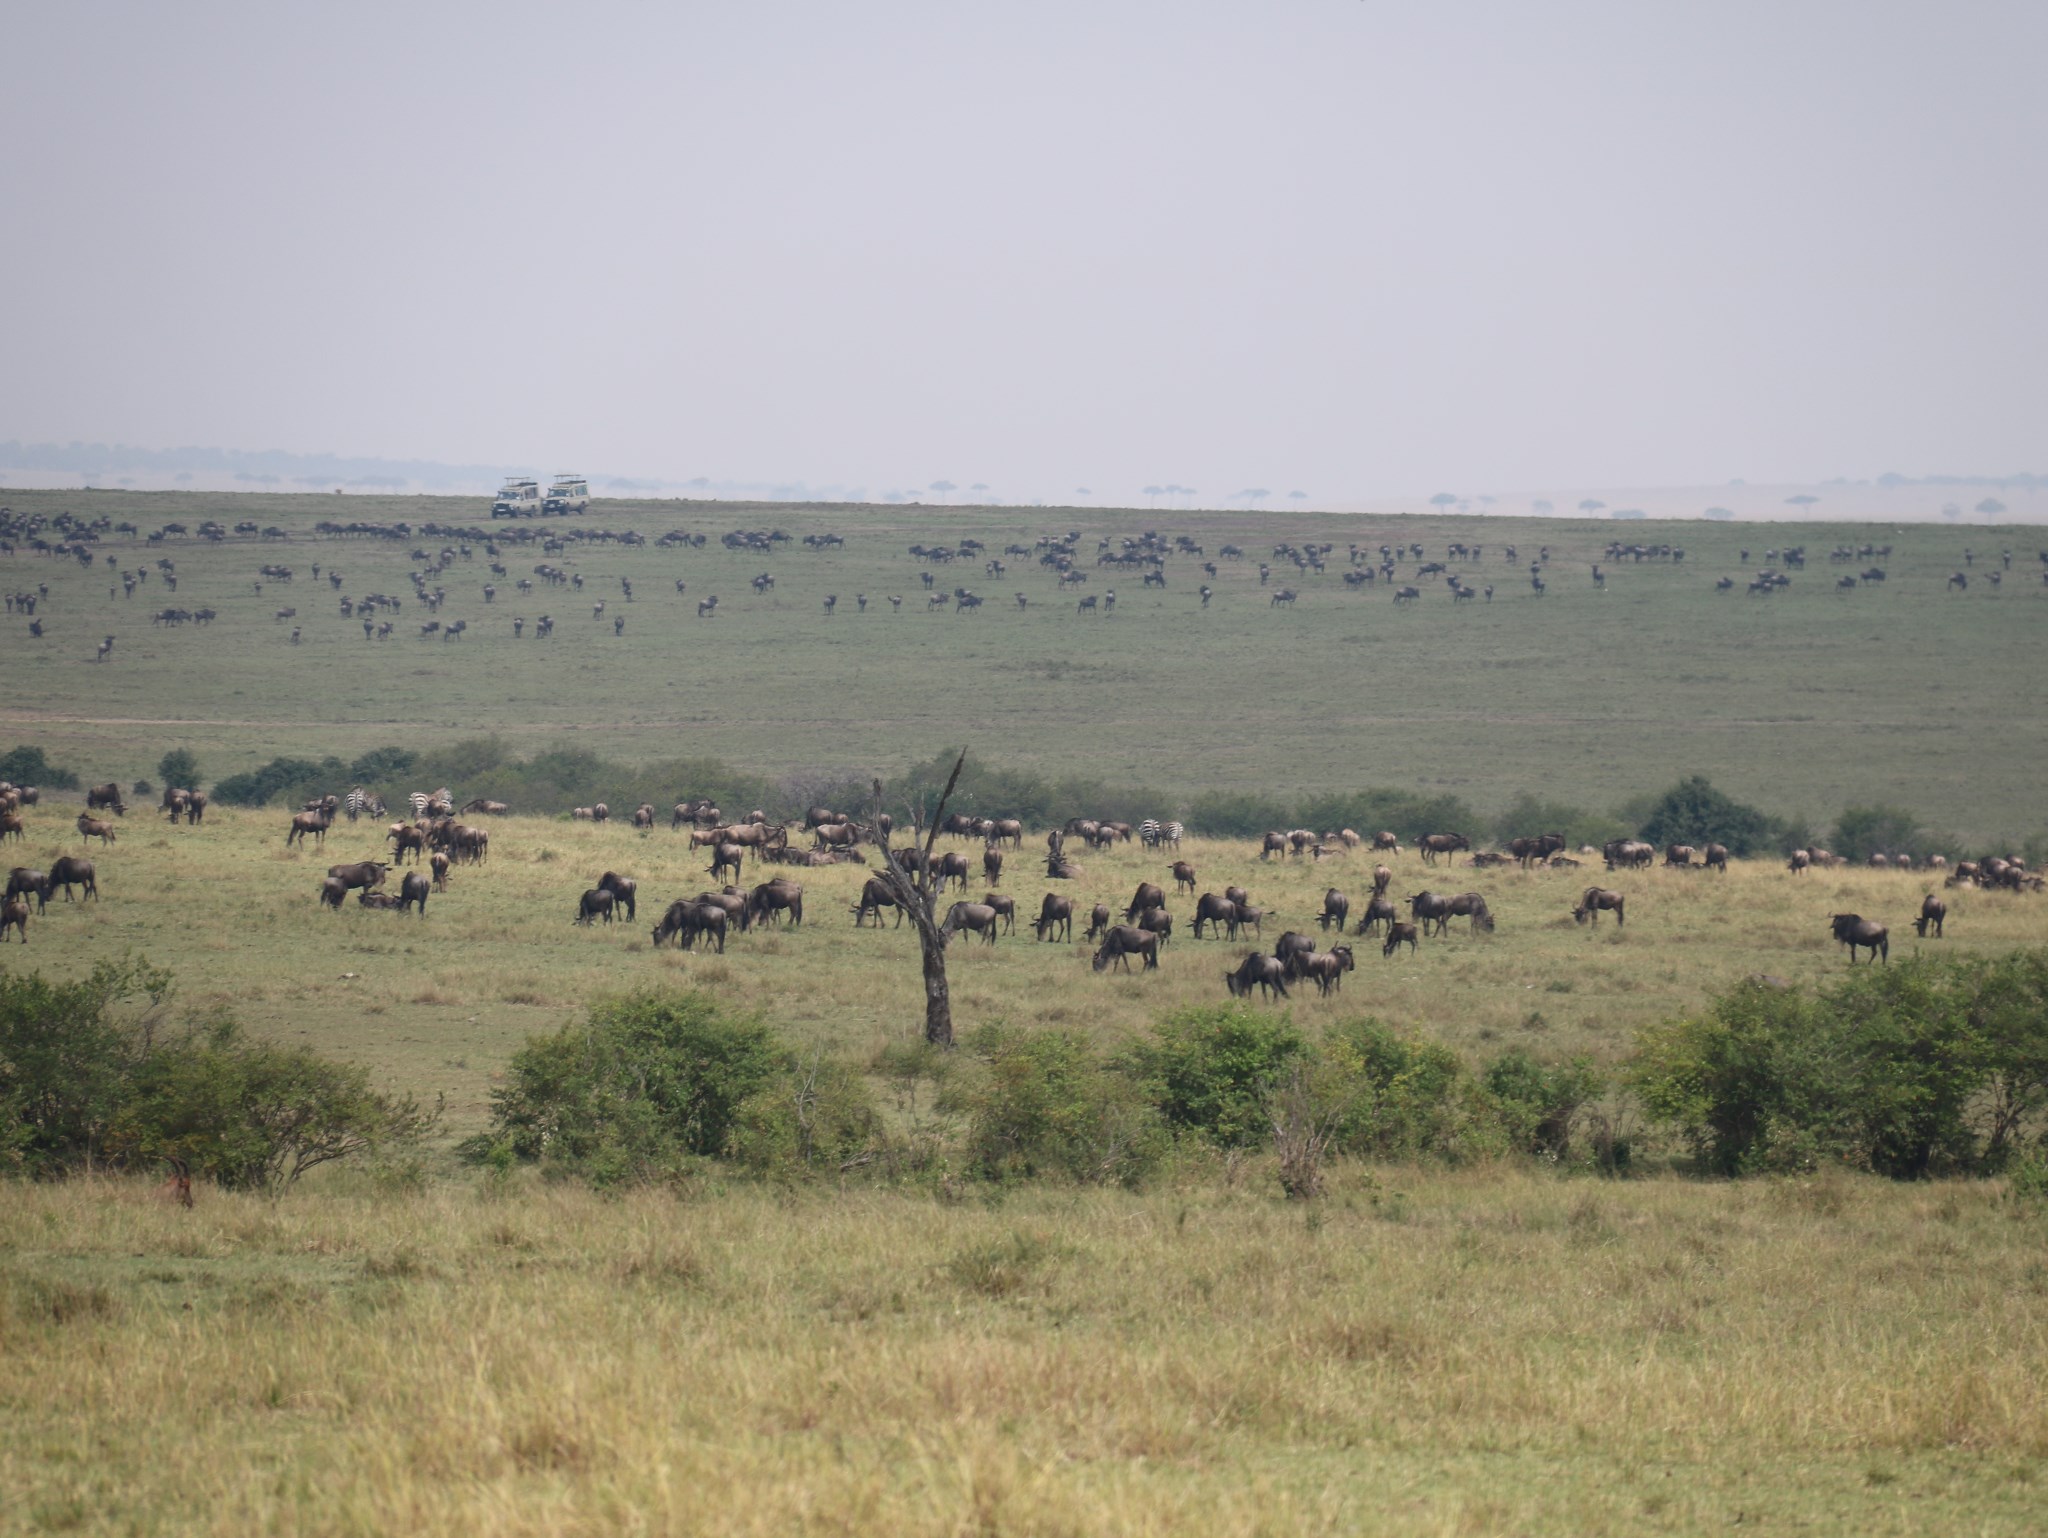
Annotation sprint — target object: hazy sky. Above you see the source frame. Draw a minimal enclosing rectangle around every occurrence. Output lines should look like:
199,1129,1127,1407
5,2,2043,503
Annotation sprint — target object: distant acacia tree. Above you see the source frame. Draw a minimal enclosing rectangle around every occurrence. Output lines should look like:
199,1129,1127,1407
1785,494,1820,510
1143,484,1164,506
1976,498,2007,516
1578,499,1605,515
1429,492,1457,512
1288,490,1307,501
928,480,956,502
866,752,968,1048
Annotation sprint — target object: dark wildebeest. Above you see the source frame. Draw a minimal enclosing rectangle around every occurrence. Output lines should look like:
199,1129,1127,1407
319,876,348,910
1032,892,1074,941
1296,945,1356,996
1135,905,1172,947
853,878,904,928
746,878,805,928
327,860,389,894
357,890,402,910
1407,891,1454,937
1787,849,1812,875
86,783,126,816
388,823,427,863
598,871,637,921
1273,930,1316,972
1190,891,1239,939
1224,952,1290,999
48,856,96,902
708,842,746,884
631,803,656,830
1914,894,1946,938
1259,830,1288,860
1573,888,1626,927
651,899,724,952
1355,894,1399,937
8,868,52,914
0,812,22,843
0,896,27,943
398,871,430,916
934,851,973,892
1703,843,1729,872
1418,832,1469,865
941,901,1000,945
1446,892,1493,932
1382,921,1419,957
1370,863,1393,894
982,893,1018,934
576,888,616,925
283,809,330,848
1371,831,1400,853
1224,884,1250,907
1171,860,1197,894
1830,913,1888,964
1092,924,1160,972
1605,839,1656,870
1317,888,1349,931
1083,903,1113,941
983,846,1003,885
1124,881,1165,922
430,850,451,889
1665,844,1697,867
75,814,119,847
1230,904,1267,940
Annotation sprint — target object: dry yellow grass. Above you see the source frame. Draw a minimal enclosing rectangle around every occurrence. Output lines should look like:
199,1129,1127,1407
3,798,2038,1139
2,1170,2044,1535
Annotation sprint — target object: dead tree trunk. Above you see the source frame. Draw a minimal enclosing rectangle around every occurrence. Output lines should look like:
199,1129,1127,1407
868,751,966,1048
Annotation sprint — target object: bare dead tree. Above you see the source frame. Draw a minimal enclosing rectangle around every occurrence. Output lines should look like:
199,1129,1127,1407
867,750,967,1048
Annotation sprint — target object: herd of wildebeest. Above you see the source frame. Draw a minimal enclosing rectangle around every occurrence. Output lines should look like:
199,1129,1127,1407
8,498,2048,664
5,775,2039,991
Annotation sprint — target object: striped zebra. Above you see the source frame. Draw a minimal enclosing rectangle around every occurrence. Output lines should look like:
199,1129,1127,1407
1140,818,1183,849
344,786,370,823
408,786,454,820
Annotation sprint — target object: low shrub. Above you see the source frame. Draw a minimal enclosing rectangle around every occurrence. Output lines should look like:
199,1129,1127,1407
1140,1004,1306,1148
953,1025,1163,1186
0,745,80,791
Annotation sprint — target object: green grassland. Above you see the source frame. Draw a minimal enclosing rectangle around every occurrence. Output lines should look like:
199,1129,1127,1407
4,488,2045,843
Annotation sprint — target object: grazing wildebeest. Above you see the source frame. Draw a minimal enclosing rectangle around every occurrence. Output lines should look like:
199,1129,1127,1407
1787,848,1812,874
398,871,430,915
75,814,119,847
1092,924,1159,972
982,846,1003,884
650,900,722,952
1317,888,1349,931
1382,921,1419,957
1224,951,1290,999
576,888,616,925
1447,892,1494,932
1703,843,1729,872
1258,830,1288,861
47,856,96,902
1407,890,1455,936
1418,833,1469,865
387,823,427,863
1371,832,1400,855
982,893,1018,934
1171,860,1197,894
708,842,746,884
1032,892,1074,941
1914,894,1946,938
932,851,974,892
853,878,904,928
1573,888,1625,927
429,850,452,889
1354,894,1398,937
631,803,656,829
0,896,27,942
1296,945,1356,996
746,878,805,928
1083,903,1113,941
598,871,637,921
1604,839,1656,870
0,812,21,843
1830,913,1888,964
1665,844,1697,867
86,783,126,816
319,876,348,910
1124,881,1165,921
357,890,402,910
327,860,389,894
941,901,1000,945
1190,891,1240,940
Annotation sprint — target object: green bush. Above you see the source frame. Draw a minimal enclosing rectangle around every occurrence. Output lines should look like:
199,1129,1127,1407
0,745,80,791
1632,955,2048,1178
109,1017,437,1191
212,754,347,807
728,1054,883,1180
1832,804,1933,863
156,749,199,791
953,1026,1163,1186
1315,1018,1491,1161
0,959,172,1176
1483,1048,1606,1161
473,988,818,1185
1637,775,1781,857
1141,1005,1306,1148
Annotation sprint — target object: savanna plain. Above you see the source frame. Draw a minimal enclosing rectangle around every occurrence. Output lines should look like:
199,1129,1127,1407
3,489,2047,1536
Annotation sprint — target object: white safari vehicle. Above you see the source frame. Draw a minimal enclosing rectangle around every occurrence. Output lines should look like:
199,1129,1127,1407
544,474,589,515
490,477,542,518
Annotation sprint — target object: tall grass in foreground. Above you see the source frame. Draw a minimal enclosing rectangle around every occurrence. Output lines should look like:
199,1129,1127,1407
2,1171,2044,1535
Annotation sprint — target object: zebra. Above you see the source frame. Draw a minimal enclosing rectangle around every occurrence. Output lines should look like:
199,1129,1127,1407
1140,819,1183,850
345,786,371,822
409,787,453,820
